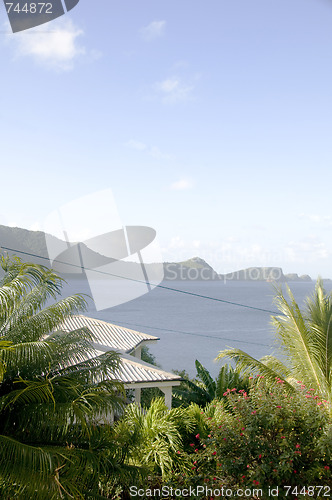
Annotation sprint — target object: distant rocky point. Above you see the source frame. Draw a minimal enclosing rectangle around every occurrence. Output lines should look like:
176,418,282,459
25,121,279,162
219,267,312,283
163,257,219,280
163,261,314,282
0,225,325,282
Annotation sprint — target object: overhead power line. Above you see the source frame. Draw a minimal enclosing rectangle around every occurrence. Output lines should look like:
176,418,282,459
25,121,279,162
108,319,272,348
0,245,281,316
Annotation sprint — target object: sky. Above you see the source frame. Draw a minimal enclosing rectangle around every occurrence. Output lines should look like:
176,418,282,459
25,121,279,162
1,0,332,277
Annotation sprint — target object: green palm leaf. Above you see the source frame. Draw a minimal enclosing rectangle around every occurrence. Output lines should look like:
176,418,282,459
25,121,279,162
0,256,127,496
216,348,295,393
195,359,216,399
217,281,332,411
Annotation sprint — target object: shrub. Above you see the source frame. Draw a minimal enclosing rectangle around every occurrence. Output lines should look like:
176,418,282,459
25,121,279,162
190,378,331,497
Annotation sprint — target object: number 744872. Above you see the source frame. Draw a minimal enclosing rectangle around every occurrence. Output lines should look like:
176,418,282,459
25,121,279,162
5,3,53,14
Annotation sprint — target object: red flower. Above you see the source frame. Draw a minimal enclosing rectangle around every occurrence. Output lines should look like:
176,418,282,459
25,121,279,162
195,433,200,439
212,451,217,455
258,454,262,459
190,443,194,447
324,465,330,470
295,444,300,448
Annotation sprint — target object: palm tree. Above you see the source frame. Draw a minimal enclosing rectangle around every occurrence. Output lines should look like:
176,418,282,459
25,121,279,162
0,255,125,498
173,360,250,407
115,398,195,480
217,280,332,413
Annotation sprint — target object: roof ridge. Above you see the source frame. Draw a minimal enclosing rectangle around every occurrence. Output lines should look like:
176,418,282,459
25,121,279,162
69,314,159,340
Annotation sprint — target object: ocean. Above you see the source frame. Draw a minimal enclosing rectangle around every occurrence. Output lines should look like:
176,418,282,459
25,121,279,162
60,279,332,378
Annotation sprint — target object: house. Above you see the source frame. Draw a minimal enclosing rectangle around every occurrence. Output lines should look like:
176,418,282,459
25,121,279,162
59,315,182,409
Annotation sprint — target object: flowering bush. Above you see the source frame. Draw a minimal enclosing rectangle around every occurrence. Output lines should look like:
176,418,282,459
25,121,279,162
188,379,331,497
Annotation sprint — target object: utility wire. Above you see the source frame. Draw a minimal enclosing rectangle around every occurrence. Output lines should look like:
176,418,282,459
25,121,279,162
0,245,281,316
107,319,272,347
1,245,282,347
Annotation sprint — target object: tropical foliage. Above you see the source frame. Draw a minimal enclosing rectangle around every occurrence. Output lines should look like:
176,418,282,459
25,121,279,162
115,398,197,481
173,360,249,407
2,258,331,497
170,379,331,498
217,280,332,414
0,256,125,499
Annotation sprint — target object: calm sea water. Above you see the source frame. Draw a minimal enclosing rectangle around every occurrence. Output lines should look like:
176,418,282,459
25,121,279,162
60,279,332,378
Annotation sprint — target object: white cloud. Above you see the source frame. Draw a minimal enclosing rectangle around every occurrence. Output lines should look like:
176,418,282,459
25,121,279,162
140,20,166,41
160,232,332,277
168,236,186,249
285,237,330,262
7,221,18,228
125,140,147,151
149,146,169,160
155,76,194,104
126,140,170,159
299,213,332,227
29,222,41,231
5,19,96,71
170,178,194,191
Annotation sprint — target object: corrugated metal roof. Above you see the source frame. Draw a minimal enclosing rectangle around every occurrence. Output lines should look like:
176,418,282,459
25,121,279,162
116,354,182,384
57,316,180,386
59,315,159,353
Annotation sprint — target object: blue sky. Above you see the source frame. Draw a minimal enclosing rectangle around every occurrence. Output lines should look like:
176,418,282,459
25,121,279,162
1,0,332,277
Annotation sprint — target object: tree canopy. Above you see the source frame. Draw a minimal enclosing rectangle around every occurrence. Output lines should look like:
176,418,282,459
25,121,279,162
0,256,124,498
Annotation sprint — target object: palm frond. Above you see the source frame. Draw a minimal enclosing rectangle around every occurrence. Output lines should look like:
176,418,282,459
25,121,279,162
0,435,58,495
216,348,295,393
215,363,250,397
271,284,323,391
195,359,216,399
4,295,87,344
0,257,128,496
